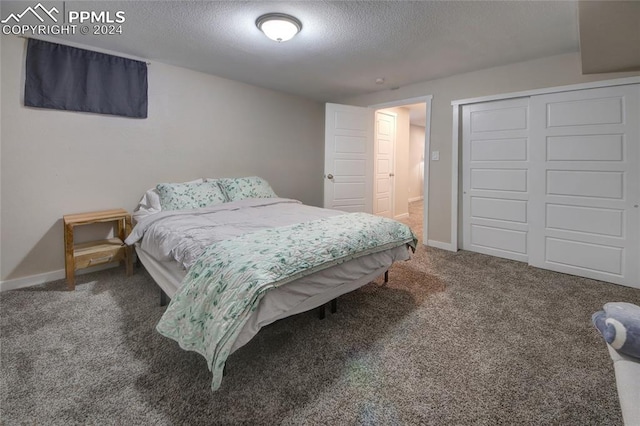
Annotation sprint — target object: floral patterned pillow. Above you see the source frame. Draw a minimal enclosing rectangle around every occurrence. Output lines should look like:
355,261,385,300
157,181,227,211
218,176,278,201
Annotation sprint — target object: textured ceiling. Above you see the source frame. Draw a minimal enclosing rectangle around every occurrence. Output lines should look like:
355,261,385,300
1,1,580,101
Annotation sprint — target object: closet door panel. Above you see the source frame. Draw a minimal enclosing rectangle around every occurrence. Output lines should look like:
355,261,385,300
461,98,530,262
529,85,639,287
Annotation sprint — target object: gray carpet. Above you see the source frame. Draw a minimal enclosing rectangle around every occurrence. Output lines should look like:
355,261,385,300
2,202,639,425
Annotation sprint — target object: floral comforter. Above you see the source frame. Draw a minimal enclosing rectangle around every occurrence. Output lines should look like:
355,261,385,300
155,212,417,390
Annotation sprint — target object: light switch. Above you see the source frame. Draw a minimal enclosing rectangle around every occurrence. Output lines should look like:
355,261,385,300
431,151,440,161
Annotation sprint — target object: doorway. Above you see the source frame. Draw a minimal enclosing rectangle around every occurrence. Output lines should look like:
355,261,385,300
323,95,432,244
373,98,431,243
373,110,396,218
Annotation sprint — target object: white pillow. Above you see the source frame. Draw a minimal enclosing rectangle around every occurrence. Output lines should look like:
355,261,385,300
133,178,203,223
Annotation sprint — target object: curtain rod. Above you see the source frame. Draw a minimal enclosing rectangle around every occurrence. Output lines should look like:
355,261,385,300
18,36,151,65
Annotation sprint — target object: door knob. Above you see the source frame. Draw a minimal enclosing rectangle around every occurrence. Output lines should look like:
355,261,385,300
327,174,334,179
389,173,395,177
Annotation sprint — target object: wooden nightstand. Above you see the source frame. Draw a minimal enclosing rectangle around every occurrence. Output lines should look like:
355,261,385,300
63,209,133,290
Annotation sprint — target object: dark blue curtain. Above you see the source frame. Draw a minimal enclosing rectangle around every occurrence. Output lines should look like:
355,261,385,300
25,39,148,118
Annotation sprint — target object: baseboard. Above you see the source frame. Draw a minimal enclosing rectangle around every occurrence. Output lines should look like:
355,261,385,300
394,213,409,220
0,263,118,292
409,196,424,202
427,239,456,252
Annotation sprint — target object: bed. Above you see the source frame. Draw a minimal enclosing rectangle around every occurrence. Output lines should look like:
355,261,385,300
126,177,417,390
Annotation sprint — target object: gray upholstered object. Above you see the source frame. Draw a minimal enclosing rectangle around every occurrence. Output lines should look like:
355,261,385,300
607,345,640,426
592,302,640,359
593,302,640,425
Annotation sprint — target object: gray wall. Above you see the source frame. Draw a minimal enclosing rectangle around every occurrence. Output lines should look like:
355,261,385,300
0,36,324,282
409,125,425,201
340,52,640,245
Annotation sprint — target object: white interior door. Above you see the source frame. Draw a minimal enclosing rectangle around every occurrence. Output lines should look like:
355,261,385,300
324,103,374,212
461,98,530,262
529,85,639,287
374,111,396,218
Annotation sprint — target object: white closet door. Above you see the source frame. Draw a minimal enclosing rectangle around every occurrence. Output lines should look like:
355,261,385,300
462,98,530,262
529,85,640,287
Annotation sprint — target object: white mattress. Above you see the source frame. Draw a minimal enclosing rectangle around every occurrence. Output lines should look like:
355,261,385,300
137,244,410,353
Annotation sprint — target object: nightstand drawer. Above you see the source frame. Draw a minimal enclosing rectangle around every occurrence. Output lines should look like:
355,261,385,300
73,238,126,270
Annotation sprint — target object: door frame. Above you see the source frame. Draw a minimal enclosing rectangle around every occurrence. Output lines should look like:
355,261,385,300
451,76,640,253
369,95,433,246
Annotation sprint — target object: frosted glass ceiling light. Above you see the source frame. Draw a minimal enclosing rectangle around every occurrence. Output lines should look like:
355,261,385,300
256,13,302,42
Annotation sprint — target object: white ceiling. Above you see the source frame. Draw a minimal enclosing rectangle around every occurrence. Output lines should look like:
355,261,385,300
1,1,580,102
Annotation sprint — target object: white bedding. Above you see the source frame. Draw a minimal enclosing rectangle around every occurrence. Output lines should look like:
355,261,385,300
126,198,341,270
128,198,414,355
136,245,409,353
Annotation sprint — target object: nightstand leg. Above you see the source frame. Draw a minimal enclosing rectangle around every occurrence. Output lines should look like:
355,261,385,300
125,246,133,276
124,216,133,276
64,224,75,290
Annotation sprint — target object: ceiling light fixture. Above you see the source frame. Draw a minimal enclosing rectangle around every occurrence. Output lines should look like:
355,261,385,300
256,13,302,42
